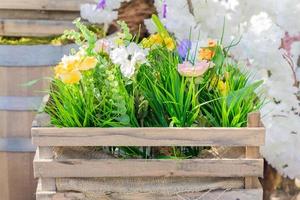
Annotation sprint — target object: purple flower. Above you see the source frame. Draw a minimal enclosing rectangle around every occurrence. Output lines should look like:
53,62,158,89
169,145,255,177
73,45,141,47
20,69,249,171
96,0,106,10
162,0,167,18
177,39,192,61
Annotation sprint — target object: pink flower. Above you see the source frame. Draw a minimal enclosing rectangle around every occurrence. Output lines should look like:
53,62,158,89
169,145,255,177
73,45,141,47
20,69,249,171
94,39,110,53
279,32,300,56
178,61,213,77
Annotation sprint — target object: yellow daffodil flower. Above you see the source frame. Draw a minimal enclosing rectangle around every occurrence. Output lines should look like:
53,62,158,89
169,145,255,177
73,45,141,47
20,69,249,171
217,80,229,96
141,33,175,51
60,70,82,84
164,37,175,51
54,52,98,84
78,56,98,71
141,38,151,48
150,33,163,45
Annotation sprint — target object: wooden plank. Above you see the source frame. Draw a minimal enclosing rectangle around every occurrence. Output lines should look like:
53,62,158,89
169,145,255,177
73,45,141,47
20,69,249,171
56,177,245,194
36,179,56,200
48,188,263,200
36,147,56,192
0,45,77,67
0,111,35,138
0,19,75,37
0,138,36,152
0,0,94,11
33,158,264,178
32,127,265,147
0,152,37,200
0,10,79,20
0,96,43,111
245,112,263,189
0,66,52,97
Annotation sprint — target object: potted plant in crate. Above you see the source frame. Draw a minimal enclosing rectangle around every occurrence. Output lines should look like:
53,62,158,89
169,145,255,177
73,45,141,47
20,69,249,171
32,15,265,200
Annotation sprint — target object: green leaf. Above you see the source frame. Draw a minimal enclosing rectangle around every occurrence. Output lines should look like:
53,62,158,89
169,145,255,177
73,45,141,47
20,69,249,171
151,14,169,37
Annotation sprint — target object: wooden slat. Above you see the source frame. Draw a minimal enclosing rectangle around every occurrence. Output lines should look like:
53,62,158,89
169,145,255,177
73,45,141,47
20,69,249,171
0,111,35,138
33,158,264,178
56,177,245,194
0,45,77,67
32,127,265,147
0,138,36,152
46,187,263,200
0,152,37,200
0,96,43,111
0,0,93,11
36,147,56,193
36,179,56,200
245,112,263,189
0,19,75,37
0,10,79,20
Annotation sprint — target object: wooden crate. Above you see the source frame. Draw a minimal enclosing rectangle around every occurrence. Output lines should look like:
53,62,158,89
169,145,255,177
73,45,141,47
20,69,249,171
32,112,265,200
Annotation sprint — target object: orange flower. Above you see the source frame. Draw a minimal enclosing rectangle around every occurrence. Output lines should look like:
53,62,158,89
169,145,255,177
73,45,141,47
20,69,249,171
199,48,215,60
208,39,217,47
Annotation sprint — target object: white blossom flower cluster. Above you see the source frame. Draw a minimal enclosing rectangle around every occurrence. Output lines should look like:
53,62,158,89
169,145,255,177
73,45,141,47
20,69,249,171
80,0,131,25
146,0,300,179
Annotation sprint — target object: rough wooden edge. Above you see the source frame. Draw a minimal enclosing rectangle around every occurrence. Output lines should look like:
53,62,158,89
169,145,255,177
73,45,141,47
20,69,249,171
245,112,264,189
55,177,245,194
0,0,93,11
35,147,56,197
0,9,79,21
0,96,43,111
0,19,75,37
0,138,36,152
36,179,56,200
31,126,265,147
0,43,77,67
43,187,263,200
36,179,262,200
33,158,264,178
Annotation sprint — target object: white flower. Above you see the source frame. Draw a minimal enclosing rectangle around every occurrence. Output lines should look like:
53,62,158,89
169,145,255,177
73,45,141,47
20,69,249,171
80,4,118,24
80,0,132,25
110,43,148,78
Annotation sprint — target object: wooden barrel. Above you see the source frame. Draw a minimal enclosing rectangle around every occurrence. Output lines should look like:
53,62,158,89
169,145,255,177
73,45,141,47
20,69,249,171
0,44,76,200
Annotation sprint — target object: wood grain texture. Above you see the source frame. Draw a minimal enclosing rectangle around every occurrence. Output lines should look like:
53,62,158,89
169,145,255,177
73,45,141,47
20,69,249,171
0,96,43,111
36,179,56,200
33,158,264,178
0,138,36,152
0,111,35,138
0,152,37,200
36,147,57,192
32,126,265,147
56,177,245,194
0,44,77,67
245,112,263,189
0,19,75,37
38,188,263,200
0,66,52,96
0,10,79,20
0,0,93,11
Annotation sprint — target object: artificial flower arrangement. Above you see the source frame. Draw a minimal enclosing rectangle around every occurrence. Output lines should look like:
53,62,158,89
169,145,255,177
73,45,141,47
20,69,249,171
45,15,263,158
